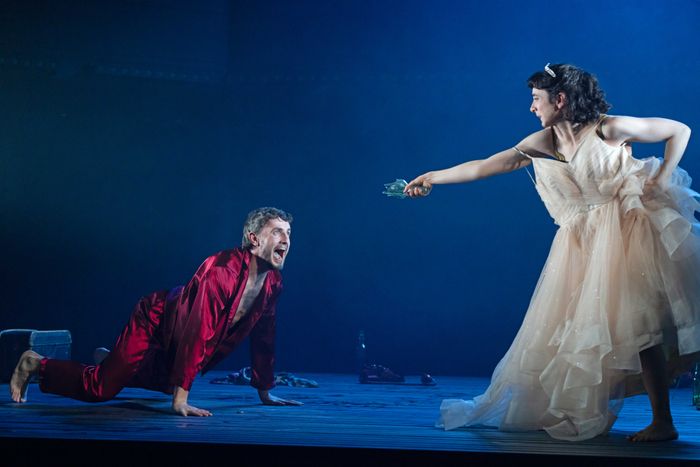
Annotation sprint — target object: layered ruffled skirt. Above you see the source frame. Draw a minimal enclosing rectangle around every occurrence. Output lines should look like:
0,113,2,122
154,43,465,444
439,157,700,440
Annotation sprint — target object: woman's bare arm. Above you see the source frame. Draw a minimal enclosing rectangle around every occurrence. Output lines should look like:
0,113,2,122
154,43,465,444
403,131,549,197
605,116,691,187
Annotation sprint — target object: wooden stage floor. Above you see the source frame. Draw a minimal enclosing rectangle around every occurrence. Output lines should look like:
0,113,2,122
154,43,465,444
1,372,699,466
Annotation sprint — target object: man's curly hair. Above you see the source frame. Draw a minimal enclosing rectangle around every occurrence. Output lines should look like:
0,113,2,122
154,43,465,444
241,207,293,249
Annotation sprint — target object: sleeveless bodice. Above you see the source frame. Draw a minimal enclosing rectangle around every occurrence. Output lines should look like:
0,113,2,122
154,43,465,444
531,130,644,227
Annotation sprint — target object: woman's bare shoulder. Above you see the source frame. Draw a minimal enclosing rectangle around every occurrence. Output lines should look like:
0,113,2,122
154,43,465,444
600,114,626,130
516,129,552,157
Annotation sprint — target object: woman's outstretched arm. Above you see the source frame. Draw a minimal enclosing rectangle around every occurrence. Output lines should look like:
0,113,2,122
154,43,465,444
404,147,532,197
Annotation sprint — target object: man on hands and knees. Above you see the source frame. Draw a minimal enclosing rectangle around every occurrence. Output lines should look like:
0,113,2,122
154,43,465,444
10,207,301,416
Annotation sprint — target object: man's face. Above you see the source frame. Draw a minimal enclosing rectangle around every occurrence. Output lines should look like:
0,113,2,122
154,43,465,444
251,218,291,270
530,87,560,127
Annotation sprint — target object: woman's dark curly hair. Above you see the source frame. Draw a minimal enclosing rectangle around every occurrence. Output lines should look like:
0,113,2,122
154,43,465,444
527,64,611,125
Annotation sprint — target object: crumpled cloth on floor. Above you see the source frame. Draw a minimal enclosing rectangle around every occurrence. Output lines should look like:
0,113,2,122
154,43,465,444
210,367,319,388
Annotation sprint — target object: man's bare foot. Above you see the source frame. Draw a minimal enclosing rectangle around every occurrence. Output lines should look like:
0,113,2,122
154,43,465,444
628,420,679,442
10,350,43,403
93,347,110,365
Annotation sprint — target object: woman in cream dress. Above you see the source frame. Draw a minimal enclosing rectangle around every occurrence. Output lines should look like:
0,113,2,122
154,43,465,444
405,63,699,442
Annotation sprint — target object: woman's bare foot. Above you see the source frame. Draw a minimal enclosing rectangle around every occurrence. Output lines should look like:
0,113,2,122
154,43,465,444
93,347,111,365
628,420,679,442
10,350,43,403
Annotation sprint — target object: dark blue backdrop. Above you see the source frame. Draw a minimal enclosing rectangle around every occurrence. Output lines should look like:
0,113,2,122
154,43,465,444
2,0,699,377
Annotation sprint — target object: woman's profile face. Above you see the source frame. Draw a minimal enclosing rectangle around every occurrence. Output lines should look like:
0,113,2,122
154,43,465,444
530,88,559,127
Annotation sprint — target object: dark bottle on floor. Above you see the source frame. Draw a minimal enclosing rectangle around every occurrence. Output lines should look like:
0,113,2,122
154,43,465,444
693,362,700,408
355,330,367,374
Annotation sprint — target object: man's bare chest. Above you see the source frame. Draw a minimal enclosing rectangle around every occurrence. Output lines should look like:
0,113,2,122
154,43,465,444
232,275,266,325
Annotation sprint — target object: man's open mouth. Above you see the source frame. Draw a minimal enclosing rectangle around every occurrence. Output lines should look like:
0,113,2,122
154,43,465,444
273,247,287,261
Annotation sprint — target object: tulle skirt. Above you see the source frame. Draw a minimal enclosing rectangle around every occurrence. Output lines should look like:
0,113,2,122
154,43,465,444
439,160,700,441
